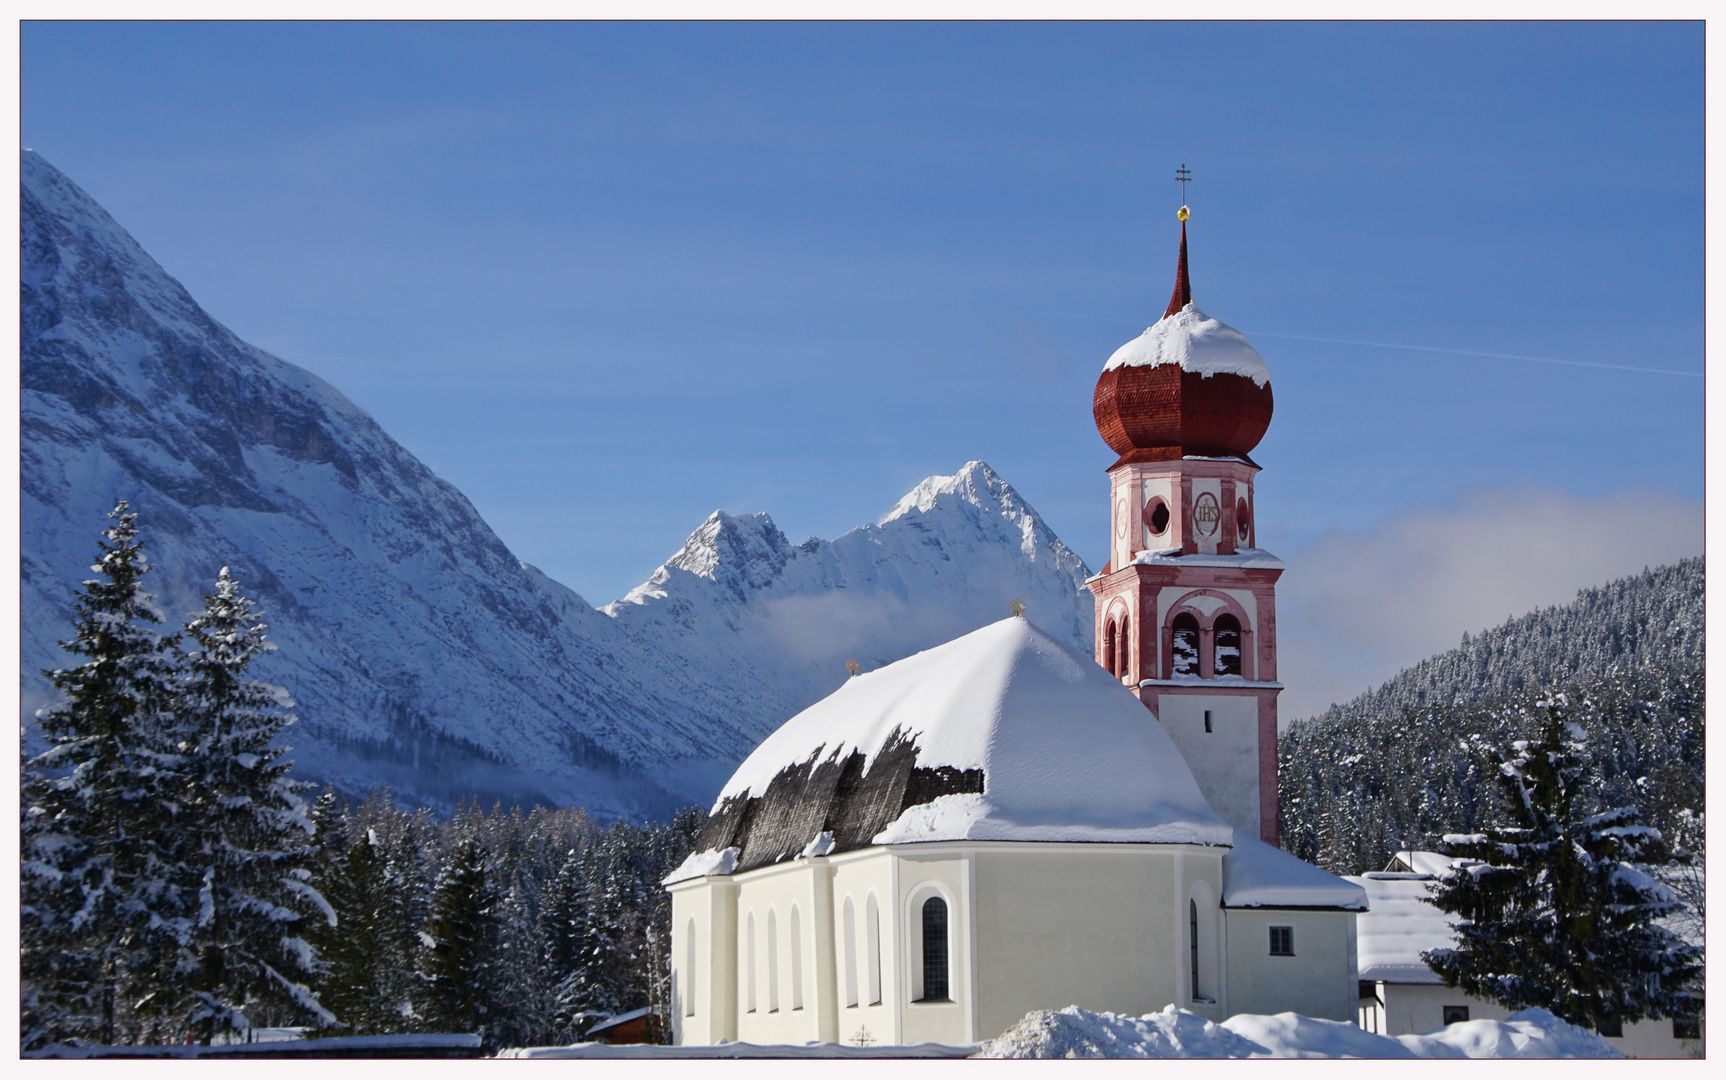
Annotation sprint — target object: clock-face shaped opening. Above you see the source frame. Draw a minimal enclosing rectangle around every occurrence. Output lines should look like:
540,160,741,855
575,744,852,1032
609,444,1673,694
1144,497,1171,537
1236,498,1251,543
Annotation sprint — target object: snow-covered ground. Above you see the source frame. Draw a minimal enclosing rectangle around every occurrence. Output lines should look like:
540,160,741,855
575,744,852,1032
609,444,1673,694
976,1004,1621,1058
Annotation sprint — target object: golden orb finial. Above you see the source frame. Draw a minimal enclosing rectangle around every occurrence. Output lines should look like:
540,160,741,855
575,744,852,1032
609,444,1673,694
1177,205,1190,222
846,659,861,677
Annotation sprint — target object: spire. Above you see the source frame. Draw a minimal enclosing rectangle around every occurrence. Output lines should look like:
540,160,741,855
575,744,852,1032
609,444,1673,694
1163,210,1192,319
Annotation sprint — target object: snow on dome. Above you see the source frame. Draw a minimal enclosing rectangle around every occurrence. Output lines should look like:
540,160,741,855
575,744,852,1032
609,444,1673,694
1104,303,1270,388
687,617,1233,876
1222,832,1369,910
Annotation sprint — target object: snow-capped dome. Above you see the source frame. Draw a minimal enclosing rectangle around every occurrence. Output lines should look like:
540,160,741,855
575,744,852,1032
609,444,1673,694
668,617,1233,882
1093,216,1274,466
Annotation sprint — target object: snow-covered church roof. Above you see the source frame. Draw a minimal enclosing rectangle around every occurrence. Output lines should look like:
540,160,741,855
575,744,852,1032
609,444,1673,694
1103,302,1270,387
667,617,1234,881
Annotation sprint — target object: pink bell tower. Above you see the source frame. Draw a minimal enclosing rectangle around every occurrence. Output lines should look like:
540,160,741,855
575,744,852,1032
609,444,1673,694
1086,200,1284,846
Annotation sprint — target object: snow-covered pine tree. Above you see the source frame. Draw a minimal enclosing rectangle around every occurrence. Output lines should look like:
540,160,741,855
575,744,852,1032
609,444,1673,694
22,501,188,1048
171,567,334,1042
1421,693,1703,1032
306,792,423,1036
417,834,500,1036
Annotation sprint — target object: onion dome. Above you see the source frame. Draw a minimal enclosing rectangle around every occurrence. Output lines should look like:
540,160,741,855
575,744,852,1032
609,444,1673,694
1093,209,1273,467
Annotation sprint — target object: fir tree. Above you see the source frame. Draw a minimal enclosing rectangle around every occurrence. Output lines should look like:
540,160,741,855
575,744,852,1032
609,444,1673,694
417,835,500,1036
172,567,334,1042
21,501,187,1047
1421,694,1703,1031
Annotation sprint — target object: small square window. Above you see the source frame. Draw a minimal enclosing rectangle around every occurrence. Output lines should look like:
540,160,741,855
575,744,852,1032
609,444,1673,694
1268,925,1294,956
1673,1016,1700,1040
1596,1017,1623,1039
1442,1006,1470,1026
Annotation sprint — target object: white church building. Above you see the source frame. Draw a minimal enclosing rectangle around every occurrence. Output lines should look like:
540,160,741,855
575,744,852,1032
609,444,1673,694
663,203,1368,1047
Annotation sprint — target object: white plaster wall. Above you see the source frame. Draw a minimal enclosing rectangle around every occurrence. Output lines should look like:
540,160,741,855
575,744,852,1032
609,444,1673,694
732,862,823,1046
1224,909,1356,1021
669,877,738,1046
969,844,1227,1041
1371,983,1703,1058
830,850,899,1048
1157,693,1260,836
893,850,973,1046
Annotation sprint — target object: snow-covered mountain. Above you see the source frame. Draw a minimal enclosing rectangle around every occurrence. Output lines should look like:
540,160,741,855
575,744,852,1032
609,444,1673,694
20,151,1094,817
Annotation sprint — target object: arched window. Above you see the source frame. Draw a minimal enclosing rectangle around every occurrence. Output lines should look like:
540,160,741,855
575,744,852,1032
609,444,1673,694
842,896,859,1007
918,896,950,1002
766,907,780,1012
685,917,697,1017
1118,615,1131,680
865,893,883,1006
1214,614,1242,677
744,910,757,1013
790,904,804,1010
1172,614,1201,676
1189,900,1200,995
1103,619,1118,676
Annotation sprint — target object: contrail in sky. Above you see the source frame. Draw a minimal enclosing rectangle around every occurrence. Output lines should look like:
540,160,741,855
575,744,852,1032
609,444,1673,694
865,292,1704,379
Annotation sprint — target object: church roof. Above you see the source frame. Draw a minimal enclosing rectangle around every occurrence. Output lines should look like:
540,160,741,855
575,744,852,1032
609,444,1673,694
1222,834,1370,911
667,616,1234,882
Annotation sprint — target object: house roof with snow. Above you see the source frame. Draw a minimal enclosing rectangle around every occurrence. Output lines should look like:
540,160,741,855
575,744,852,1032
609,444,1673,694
1344,872,1456,983
668,616,1235,881
1224,834,1369,911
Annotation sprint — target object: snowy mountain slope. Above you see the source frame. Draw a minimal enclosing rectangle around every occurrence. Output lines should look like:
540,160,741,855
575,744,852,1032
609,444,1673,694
603,461,1094,759
20,151,1094,815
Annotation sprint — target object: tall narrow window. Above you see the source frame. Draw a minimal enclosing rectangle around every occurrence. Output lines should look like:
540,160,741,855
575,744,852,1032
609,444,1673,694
685,917,697,1017
842,896,859,1007
745,911,757,1012
918,897,950,1002
1172,614,1201,676
766,908,780,1012
865,893,882,1006
790,905,804,1010
1189,900,1200,996
1104,619,1118,676
1214,614,1242,676
1204,710,1212,733
1118,615,1131,680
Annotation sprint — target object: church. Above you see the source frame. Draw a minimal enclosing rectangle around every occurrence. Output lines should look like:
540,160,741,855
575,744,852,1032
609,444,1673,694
662,202,1367,1048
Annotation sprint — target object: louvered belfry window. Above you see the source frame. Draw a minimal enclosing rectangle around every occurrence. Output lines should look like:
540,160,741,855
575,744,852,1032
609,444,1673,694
920,896,950,1002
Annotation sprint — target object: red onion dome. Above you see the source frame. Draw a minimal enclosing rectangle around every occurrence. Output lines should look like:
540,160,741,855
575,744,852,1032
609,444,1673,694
1093,215,1273,467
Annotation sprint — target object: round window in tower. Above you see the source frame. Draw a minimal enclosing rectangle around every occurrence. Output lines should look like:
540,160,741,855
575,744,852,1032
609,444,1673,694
1236,498,1251,544
1143,497,1171,537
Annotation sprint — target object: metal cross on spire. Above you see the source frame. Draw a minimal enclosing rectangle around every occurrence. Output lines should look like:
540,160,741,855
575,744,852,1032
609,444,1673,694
1175,163,1192,205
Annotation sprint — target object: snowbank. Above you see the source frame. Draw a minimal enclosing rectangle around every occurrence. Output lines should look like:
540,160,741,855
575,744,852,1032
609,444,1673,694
500,1041,978,1058
976,1004,1620,1059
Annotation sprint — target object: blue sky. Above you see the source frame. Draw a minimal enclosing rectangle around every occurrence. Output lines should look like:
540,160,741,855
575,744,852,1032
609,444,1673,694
21,21,1705,714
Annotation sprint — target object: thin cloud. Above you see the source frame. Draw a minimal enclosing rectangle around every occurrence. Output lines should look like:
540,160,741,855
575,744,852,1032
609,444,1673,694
1274,485,1703,724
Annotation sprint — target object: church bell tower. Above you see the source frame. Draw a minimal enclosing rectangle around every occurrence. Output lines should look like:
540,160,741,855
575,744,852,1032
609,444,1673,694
1087,197,1284,846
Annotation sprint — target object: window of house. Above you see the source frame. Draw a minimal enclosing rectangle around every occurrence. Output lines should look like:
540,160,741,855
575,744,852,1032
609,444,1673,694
866,893,883,1006
1268,925,1294,956
767,908,780,1012
917,896,950,1003
790,905,804,1011
745,911,757,1012
685,918,697,1017
1443,1006,1469,1026
842,896,858,1008
1213,614,1241,676
1674,1016,1701,1040
1172,614,1201,676
1596,1017,1623,1039
1189,901,1200,994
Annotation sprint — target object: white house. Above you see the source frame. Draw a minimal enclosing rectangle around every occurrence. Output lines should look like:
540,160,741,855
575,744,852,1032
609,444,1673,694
663,616,1366,1047
1349,854,1703,1058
